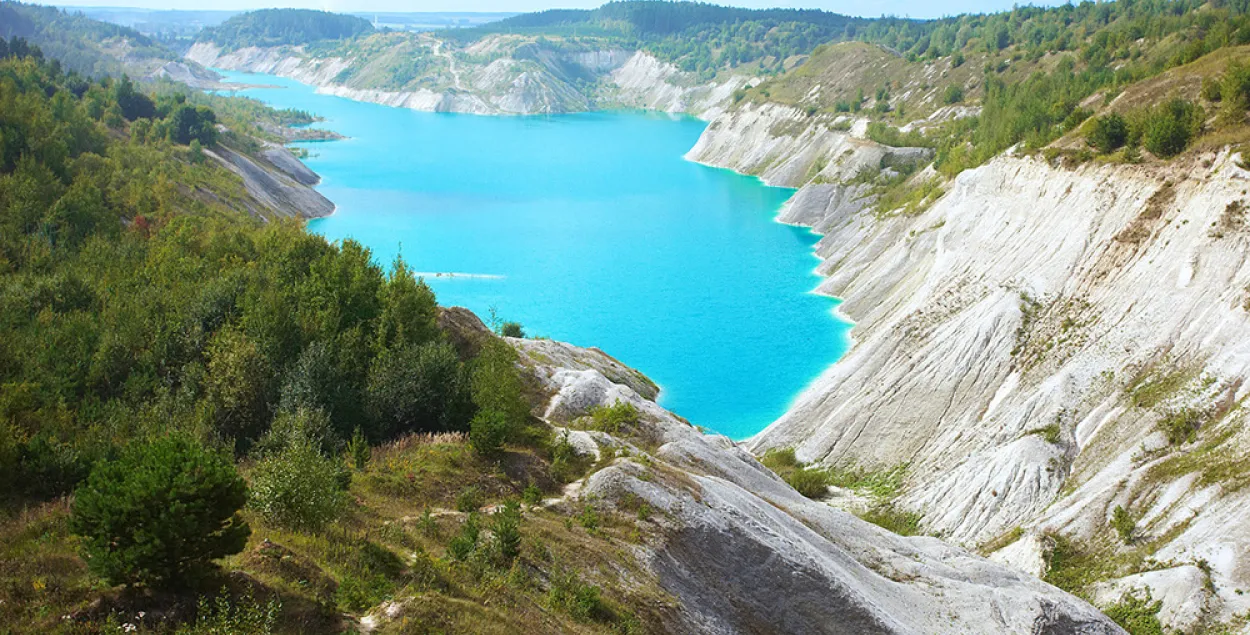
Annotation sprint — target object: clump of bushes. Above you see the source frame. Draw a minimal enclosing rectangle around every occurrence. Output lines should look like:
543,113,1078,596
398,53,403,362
759,448,830,499
70,435,250,588
249,424,349,533
1140,98,1204,159
588,400,640,435
1103,590,1165,635
1086,113,1128,154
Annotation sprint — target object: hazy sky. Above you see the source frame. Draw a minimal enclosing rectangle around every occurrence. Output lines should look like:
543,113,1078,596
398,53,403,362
56,1,1056,20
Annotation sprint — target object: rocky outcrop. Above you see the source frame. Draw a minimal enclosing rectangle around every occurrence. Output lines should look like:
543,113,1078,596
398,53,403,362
688,96,1250,630
186,40,748,119
207,144,334,220
510,336,1123,634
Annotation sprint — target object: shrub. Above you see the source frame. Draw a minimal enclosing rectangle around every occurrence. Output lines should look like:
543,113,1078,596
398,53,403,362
522,482,543,506
252,408,339,458
489,500,522,565
367,340,473,440
447,513,480,561
588,400,640,435
469,408,510,456
455,485,483,512
500,321,525,338
1103,590,1165,635
249,435,348,533
1141,99,1203,159
178,588,281,635
1159,408,1205,445
1087,113,1128,154
786,467,831,498
347,426,370,470
70,435,250,588
549,569,608,622
1111,505,1135,544
943,84,965,105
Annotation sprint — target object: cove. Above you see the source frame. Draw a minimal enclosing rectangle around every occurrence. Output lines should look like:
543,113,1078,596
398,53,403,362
216,70,850,439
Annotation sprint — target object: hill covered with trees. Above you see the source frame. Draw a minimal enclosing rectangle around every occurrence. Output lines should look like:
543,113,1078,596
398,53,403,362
199,9,374,50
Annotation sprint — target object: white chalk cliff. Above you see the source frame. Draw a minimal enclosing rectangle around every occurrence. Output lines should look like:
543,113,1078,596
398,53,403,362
689,99,1250,631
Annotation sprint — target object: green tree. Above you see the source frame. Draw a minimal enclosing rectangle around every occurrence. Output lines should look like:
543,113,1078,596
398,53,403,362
168,103,218,146
366,340,473,440
375,255,439,352
69,435,250,587
204,328,274,450
1141,99,1203,159
249,431,348,533
1086,113,1128,154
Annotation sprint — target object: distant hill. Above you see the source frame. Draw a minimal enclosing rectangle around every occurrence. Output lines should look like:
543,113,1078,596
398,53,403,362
0,1,174,76
198,8,374,50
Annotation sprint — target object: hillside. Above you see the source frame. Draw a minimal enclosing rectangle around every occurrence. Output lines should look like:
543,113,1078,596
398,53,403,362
199,9,374,51
0,29,1127,635
675,2,1250,633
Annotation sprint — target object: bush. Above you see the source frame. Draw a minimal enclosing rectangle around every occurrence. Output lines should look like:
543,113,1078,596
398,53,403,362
549,569,608,623
943,84,965,105
469,408,510,456
367,340,473,440
347,426,370,470
455,485,483,512
489,500,522,565
1103,590,1164,635
500,321,525,338
786,466,831,499
70,435,250,588
588,400,640,435
249,434,348,533
178,588,281,635
447,513,480,561
1087,113,1128,154
1141,99,1203,159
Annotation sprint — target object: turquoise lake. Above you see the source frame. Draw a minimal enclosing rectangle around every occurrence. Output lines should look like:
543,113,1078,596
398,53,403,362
217,70,850,439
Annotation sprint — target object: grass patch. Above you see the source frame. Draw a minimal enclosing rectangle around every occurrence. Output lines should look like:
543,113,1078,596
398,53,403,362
858,505,923,536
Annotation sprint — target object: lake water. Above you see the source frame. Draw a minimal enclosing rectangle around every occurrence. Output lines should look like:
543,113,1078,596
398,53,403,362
216,70,850,439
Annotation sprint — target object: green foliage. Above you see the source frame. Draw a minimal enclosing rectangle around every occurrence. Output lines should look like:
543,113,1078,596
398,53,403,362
1111,505,1136,544
469,407,510,456
455,485,483,513
548,568,608,623
942,84,964,105
168,103,218,147
1087,113,1129,154
1140,98,1203,159
249,430,349,533
447,513,480,561
1103,590,1165,635
858,505,923,536
522,482,543,506
500,321,525,338
347,425,370,470
489,500,522,565
786,467,831,498
866,122,934,148
366,340,474,441
178,588,281,635
1159,408,1206,445
69,435,250,588
588,400,640,435
200,9,374,49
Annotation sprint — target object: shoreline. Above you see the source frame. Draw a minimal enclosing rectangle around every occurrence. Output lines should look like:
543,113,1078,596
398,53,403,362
217,67,851,443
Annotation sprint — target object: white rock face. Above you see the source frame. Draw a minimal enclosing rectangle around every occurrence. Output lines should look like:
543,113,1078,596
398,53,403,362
690,101,1250,630
1091,566,1213,633
186,41,747,119
515,335,1123,634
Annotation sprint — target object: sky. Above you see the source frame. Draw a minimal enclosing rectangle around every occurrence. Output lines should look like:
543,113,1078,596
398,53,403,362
56,1,1058,20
